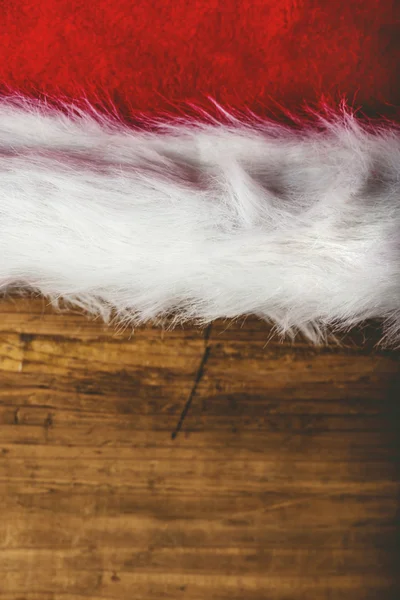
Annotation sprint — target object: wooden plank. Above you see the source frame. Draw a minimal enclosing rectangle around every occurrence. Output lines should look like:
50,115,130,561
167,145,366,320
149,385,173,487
0,297,399,600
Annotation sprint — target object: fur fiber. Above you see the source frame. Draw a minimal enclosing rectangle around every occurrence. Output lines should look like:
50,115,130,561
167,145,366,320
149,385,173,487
0,98,399,343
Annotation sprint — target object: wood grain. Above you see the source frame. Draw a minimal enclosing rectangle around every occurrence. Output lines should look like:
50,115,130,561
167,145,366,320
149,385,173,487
0,297,399,600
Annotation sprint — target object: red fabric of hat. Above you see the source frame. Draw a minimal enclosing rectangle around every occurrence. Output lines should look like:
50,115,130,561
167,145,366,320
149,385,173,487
1,0,398,117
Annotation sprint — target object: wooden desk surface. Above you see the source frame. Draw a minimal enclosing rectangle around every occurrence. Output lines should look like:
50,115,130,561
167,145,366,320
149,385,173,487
0,297,399,600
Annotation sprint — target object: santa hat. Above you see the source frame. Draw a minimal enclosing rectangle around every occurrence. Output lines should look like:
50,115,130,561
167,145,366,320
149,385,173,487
0,1,399,343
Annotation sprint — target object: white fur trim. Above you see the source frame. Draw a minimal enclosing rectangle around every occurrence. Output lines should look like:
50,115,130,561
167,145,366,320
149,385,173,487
0,98,399,343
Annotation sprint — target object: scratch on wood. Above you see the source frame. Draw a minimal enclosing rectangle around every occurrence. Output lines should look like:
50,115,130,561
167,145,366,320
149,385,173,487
171,324,212,439
18,332,34,373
